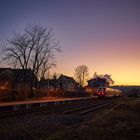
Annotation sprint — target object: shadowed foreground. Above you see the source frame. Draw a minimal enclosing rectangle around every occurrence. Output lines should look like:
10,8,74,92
0,97,140,140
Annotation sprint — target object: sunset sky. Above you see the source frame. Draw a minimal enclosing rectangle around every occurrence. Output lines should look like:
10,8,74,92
0,0,140,85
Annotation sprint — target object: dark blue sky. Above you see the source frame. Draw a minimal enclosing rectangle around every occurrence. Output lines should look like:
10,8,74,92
1,0,140,40
0,0,140,85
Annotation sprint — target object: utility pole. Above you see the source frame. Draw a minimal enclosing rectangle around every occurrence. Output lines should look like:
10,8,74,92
47,70,50,96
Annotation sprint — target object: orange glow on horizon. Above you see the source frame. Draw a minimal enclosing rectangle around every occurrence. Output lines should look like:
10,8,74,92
54,39,140,86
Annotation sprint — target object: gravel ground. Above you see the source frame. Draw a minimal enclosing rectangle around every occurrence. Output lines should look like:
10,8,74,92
0,97,139,140
48,97,140,140
0,112,84,140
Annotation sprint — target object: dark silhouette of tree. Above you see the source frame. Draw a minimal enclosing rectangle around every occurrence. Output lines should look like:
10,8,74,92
74,65,89,87
3,24,61,79
2,24,61,98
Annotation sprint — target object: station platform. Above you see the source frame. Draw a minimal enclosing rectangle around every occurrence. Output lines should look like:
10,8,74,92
0,96,95,111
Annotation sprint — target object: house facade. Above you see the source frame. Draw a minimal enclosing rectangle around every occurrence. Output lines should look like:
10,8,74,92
0,68,33,101
58,74,78,92
87,77,110,87
37,77,60,97
85,77,110,95
37,74,84,97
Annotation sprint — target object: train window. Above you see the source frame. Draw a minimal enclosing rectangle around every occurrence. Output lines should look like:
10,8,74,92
98,88,106,93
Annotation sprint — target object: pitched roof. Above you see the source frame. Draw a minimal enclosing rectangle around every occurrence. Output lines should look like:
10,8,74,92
0,68,33,81
87,77,106,83
58,74,75,81
0,68,11,73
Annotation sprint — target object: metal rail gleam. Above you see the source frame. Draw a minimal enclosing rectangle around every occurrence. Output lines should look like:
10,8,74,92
0,97,121,118
62,97,120,115
0,98,98,118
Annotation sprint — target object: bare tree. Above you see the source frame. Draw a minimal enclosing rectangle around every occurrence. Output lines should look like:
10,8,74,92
74,65,89,87
2,24,61,98
3,24,61,79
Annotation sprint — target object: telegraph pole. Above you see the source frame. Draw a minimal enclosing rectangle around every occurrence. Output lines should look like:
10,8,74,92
47,70,50,96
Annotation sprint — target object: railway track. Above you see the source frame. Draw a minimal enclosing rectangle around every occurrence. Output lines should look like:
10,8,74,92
0,98,97,118
0,97,121,118
62,97,120,115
